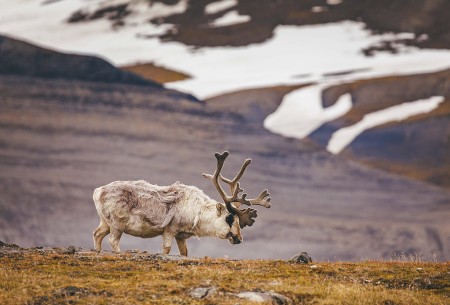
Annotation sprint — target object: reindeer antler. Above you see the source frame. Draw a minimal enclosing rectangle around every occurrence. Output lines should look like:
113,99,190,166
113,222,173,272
233,207,258,228
202,151,251,207
248,189,271,208
202,151,271,228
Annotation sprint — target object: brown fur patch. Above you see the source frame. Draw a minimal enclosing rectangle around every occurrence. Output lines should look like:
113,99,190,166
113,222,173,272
121,187,139,209
176,232,194,239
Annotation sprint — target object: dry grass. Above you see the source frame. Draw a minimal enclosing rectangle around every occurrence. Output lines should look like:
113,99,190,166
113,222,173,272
0,249,448,305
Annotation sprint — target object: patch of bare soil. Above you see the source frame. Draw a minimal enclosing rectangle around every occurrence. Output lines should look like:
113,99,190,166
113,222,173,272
121,62,191,84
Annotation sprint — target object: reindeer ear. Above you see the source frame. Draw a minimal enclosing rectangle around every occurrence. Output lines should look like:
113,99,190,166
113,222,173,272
216,203,225,216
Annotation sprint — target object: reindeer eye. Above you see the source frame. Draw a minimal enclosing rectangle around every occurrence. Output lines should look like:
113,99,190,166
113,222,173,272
225,214,234,227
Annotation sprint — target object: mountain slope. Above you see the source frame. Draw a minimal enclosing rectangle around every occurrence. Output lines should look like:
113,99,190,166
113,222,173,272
65,0,449,49
0,8,449,261
158,0,449,49
0,35,160,87
309,69,450,187
2,70,450,260
341,101,450,187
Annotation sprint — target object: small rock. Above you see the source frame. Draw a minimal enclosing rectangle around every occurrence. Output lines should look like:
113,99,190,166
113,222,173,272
60,246,76,255
126,249,140,253
416,268,423,271
309,265,318,269
155,254,188,261
268,292,293,305
189,287,217,299
288,252,312,264
237,291,272,302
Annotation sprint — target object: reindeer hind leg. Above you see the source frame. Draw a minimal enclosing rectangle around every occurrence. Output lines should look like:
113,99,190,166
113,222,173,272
93,217,110,252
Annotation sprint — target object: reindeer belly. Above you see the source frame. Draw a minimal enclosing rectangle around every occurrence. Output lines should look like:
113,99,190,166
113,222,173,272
124,215,164,238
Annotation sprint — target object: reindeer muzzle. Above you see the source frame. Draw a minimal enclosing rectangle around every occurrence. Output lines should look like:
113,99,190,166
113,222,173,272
226,232,242,244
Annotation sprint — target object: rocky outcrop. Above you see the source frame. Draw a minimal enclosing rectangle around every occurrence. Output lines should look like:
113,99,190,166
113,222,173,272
289,252,313,264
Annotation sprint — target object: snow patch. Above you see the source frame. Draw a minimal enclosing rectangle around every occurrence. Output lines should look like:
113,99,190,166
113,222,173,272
327,0,343,5
147,0,188,18
205,0,238,14
327,96,445,154
0,0,188,51
312,6,327,13
265,89,352,139
75,0,188,20
209,10,251,27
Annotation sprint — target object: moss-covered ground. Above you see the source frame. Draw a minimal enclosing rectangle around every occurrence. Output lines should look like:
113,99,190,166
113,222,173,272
0,247,448,304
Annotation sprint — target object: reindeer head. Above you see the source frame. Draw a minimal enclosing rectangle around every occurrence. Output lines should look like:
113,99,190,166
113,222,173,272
202,151,271,245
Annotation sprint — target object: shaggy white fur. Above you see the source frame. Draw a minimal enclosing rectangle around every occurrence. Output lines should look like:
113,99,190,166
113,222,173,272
93,180,242,256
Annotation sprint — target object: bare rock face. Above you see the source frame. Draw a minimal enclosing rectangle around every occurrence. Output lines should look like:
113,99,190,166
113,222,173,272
289,252,313,264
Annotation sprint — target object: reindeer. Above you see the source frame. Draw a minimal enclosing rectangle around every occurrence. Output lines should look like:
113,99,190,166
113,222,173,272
92,151,271,256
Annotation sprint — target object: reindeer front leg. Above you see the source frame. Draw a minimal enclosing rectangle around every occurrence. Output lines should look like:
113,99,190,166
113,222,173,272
176,237,188,256
162,231,175,255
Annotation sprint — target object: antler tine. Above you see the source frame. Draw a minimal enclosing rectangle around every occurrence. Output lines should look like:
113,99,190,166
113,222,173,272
218,158,252,209
202,152,269,229
202,151,250,207
220,158,252,194
202,151,229,204
248,189,271,208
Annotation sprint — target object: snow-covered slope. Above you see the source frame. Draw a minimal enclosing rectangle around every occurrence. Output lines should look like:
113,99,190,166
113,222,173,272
327,96,444,154
1,3,448,98
1,0,449,185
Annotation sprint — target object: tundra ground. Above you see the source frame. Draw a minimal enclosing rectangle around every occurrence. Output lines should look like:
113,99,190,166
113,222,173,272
0,245,448,305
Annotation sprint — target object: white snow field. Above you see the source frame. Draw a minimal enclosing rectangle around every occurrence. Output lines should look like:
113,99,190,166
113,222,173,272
1,0,449,152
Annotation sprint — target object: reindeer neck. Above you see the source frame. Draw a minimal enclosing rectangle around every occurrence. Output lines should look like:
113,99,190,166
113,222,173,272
193,200,223,237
